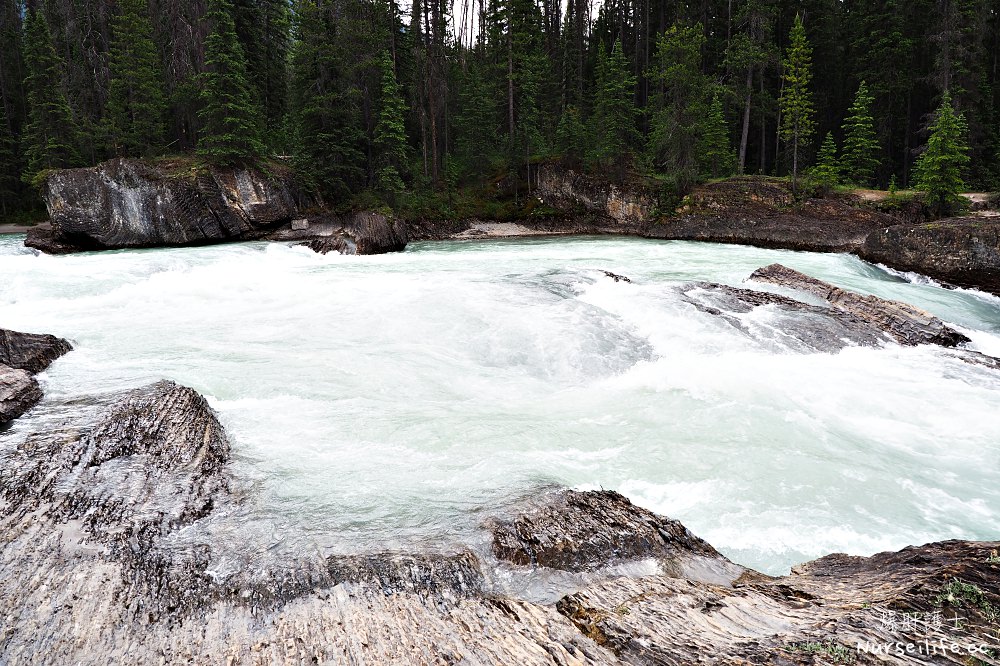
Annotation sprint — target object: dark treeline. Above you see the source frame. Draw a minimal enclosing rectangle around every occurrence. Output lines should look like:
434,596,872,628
0,0,997,219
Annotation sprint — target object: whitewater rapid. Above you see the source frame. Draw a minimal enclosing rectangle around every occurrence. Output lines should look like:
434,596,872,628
1,234,998,575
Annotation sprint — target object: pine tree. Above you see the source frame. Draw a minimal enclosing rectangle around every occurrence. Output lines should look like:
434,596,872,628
778,13,815,193
914,91,970,215
811,131,840,192
21,9,81,185
373,51,409,194
453,59,501,180
197,0,264,165
289,0,365,201
840,81,878,186
555,105,586,167
103,0,167,158
589,39,639,179
232,0,291,151
647,23,710,188
0,102,18,216
699,94,735,180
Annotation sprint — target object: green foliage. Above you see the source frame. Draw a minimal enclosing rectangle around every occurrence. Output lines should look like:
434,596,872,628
289,0,365,201
453,59,502,180
778,14,815,189
555,105,587,166
103,0,166,158
197,0,265,165
21,9,81,185
840,81,878,186
811,132,840,191
888,175,898,197
647,23,709,187
0,102,18,214
699,94,735,180
373,51,409,195
913,91,970,215
935,578,999,623
232,0,291,151
589,39,639,177
785,641,856,664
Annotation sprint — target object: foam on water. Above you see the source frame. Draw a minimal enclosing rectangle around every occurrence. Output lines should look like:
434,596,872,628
2,234,999,574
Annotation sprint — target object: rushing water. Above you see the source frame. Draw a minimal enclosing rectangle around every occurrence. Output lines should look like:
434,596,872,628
2,233,999,575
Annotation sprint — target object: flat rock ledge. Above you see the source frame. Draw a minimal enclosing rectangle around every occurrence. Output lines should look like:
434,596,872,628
1,380,998,664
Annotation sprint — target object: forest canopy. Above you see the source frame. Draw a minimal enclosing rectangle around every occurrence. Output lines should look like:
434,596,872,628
0,0,997,219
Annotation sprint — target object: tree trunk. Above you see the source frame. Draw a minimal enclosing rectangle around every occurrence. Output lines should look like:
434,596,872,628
738,66,753,174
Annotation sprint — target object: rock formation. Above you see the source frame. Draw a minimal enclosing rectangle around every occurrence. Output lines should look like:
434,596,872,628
749,263,970,347
859,219,1000,296
0,328,72,426
24,158,407,256
536,164,658,226
2,378,998,664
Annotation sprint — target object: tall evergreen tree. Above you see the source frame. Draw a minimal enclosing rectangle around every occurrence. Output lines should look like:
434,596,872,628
289,0,365,201
21,9,80,185
232,0,291,150
103,0,167,158
0,102,18,215
699,94,734,180
555,105,586,167
589,39,639,179
811,131,840,191
840,81,878,186
647,23,710,187
914,91,970,214
373,51,409,194
778,13,814,192
197,0,264,165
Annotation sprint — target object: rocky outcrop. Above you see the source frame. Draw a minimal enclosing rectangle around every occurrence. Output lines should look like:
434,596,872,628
3,380,999,664
0,328,73,374
25,158,407,256
0,366,42,426
750,263,970,347
646,177,897,252
290,211,409,255
537,164,657,226
859,218,1000,296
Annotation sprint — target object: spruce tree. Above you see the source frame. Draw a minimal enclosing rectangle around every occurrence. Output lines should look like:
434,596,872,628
589,39,639,179
0,103,18,216
21,9,81,185
555,105,586,167
103,0,166,158
778,13,815,193
914,91,970,215
699,94,735,180
373,51,409,194
647,23,710,187
197,0,264,165
289,0,365,201
840,81,878,186
812,131,840,192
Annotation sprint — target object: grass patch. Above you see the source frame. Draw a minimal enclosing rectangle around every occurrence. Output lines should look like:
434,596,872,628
935,578,1000,624
785,641,857,663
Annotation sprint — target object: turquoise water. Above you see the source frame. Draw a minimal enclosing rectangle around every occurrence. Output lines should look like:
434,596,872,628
1,233,998,575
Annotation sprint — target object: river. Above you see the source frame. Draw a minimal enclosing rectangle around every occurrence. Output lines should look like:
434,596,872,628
2,234,998,575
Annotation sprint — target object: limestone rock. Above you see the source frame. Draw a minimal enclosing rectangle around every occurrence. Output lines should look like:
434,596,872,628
0,365,42,425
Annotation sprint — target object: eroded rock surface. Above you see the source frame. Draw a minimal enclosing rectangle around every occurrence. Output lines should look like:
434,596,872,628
859,219,1000,296
0,366,42,425
24,159,407,256
292,211,409,256
0,328,73,374
537,164,657,225
750,263,970,347
2,381,999,665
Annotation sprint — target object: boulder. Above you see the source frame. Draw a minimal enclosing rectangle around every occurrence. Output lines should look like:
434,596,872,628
30,158,309,252
294,211,409,255
0,328,73,374
750,263,970,347
858,218,1000,296
0,365,42,426
537,164,657,226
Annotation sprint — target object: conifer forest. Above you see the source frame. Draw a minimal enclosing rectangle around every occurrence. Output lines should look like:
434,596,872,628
0,0,998,219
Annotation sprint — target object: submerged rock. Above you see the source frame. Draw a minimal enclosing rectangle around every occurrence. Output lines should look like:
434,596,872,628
25,158,407,256
0,365,42,425
859,218,1000,296
750,263,970,347
0,328,73,374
